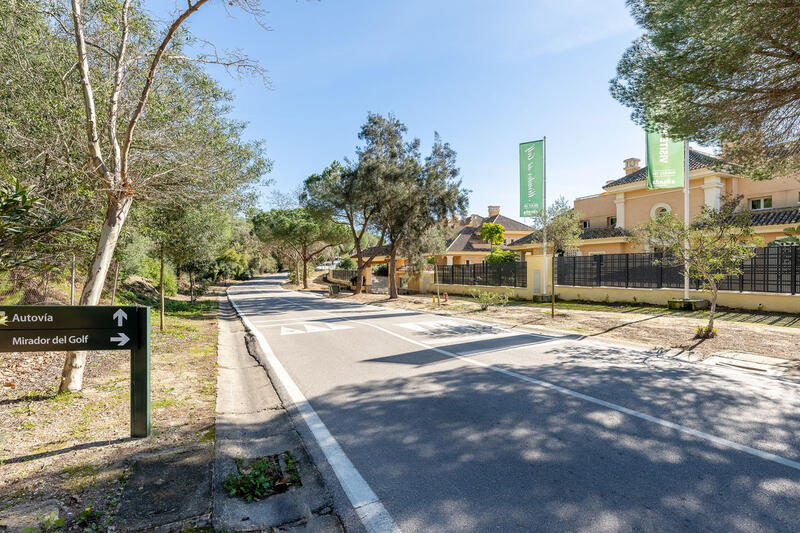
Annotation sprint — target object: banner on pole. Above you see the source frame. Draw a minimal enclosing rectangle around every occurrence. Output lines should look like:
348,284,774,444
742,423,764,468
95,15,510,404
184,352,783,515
519,140,544,216
645,129,685,189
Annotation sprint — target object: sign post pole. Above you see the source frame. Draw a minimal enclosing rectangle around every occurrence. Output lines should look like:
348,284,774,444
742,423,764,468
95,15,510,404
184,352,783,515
131,306,150,438
683,140,691,300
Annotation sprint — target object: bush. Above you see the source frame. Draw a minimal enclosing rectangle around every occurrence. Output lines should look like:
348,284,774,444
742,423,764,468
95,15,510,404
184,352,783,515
337,256,355,269
138,256,177,296
287,268,298,284
470,288,509,310
485,248,517,264
373,264,389,276
695,326,717,339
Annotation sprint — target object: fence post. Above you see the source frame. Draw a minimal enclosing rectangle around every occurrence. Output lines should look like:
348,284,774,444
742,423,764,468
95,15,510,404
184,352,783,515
572,256,576,286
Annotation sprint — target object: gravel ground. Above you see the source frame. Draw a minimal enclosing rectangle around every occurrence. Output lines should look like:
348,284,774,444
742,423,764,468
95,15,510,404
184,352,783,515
335,291,800,361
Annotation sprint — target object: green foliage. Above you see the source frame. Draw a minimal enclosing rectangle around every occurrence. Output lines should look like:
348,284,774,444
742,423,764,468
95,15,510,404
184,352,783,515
636,195,761,334
479,223,505,245
527,197,582,254
252,207,351,287
695,326,717,339
21,512,65,533
373,264,389,276
137,257,177,296
223,453,300,503
485,248,517,264
470,288,509,311
0,176,67,271
337,256,355,269
611,0,800,179
776,225,800,246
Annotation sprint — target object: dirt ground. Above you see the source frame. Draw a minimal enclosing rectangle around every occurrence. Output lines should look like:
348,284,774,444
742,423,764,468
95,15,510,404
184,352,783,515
0,287,223,529
334,291,800,360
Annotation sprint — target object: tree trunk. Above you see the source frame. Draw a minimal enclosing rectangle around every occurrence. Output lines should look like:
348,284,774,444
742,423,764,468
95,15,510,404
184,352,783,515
388,248,398,299
160,242,165,331
354,254,364,294
302,259,309,289
111,260,120,304
60,196,133,393
707,284,718,334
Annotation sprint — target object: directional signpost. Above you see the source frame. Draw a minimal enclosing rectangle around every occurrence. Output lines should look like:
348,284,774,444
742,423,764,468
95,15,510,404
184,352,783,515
0,305,151,438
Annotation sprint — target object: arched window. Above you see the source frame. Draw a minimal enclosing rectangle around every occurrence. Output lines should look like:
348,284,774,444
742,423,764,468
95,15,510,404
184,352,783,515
650,203,672,219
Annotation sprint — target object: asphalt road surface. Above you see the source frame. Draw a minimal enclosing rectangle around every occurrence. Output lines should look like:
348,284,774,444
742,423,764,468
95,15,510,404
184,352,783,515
228,274,800,533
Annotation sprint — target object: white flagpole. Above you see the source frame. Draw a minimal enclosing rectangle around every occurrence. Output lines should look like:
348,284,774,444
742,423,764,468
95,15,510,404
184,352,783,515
542,136,548,298
683,140,690,300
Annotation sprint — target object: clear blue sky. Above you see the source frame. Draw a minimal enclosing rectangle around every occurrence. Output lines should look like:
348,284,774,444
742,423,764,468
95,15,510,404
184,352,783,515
182,1,646,217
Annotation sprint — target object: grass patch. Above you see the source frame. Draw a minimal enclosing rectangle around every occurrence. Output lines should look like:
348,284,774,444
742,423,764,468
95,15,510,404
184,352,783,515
198,426,215,443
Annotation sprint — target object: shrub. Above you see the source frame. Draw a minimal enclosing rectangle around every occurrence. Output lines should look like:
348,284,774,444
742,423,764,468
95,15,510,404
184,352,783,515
695,326,717,339
485,248,517,264
138,256,177,296
470,288,509,310
337,256,355,269
373,264,389,276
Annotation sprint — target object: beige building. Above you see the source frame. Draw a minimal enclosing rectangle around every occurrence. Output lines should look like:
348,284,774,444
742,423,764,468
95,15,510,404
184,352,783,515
512,150,800,255
438,206,532,265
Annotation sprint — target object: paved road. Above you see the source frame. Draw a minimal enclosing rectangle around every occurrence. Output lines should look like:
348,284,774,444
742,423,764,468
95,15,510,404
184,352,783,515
229,275,800,533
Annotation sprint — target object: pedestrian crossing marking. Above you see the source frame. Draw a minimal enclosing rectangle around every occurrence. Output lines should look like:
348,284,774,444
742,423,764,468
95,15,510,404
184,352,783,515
280,323,354,336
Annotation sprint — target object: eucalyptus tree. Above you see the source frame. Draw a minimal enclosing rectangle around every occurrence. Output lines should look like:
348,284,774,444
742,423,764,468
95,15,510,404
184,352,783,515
365,114,468,299
42,0,270,392
612,0,800,180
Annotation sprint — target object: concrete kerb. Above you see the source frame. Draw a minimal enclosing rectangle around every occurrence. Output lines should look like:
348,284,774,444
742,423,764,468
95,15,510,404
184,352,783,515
214,297,342,532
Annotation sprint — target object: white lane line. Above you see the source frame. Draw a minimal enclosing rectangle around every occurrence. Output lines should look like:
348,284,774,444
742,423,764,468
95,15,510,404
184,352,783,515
363,322,800,473
228,290,401,533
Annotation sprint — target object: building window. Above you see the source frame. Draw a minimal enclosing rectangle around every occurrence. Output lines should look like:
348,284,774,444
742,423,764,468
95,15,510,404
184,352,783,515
650,203,672,219
581,220,590,229
608,217,617,227
750,197,772,210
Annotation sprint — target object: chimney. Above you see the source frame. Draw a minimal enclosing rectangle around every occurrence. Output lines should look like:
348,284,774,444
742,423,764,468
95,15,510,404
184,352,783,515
623,157,641,175
488,205,500,217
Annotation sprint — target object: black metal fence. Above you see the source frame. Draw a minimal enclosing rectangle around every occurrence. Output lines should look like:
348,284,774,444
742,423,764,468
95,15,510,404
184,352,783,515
556,246,800,294
435,262,527,288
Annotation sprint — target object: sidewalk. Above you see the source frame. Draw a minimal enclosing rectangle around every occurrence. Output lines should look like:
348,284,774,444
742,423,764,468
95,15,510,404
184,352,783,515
213,299,342,531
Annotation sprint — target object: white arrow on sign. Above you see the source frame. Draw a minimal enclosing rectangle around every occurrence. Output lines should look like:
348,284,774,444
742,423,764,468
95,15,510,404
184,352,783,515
113,308,128,327
110,332,130,347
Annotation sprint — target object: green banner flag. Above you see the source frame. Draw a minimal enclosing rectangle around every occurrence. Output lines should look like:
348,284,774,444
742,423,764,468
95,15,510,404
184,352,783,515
646,130,685,189
519,140,544,216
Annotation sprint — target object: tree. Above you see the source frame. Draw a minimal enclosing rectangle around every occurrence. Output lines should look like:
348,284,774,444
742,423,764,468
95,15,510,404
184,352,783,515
636,196,761,337
252,208,351,288
611,0,800,180
0,176,68,271
44,1,269,392
301,160,386,294
479,223,505,246
777,225,800,245
528,197,582,316
364,114,467,299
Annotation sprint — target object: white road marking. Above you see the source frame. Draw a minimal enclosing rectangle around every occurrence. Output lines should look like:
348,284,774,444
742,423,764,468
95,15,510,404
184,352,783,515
279,322,354,335
363,322,800,473
228,291,401,533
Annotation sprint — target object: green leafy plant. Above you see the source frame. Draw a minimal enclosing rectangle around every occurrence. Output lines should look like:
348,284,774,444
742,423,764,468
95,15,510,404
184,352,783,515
223,453,301,503
695,326,718,339
373,263,389,276
485,248,516,264
479,222,505,245
337,256,355,269
470,288,509,311
22,512,65,533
